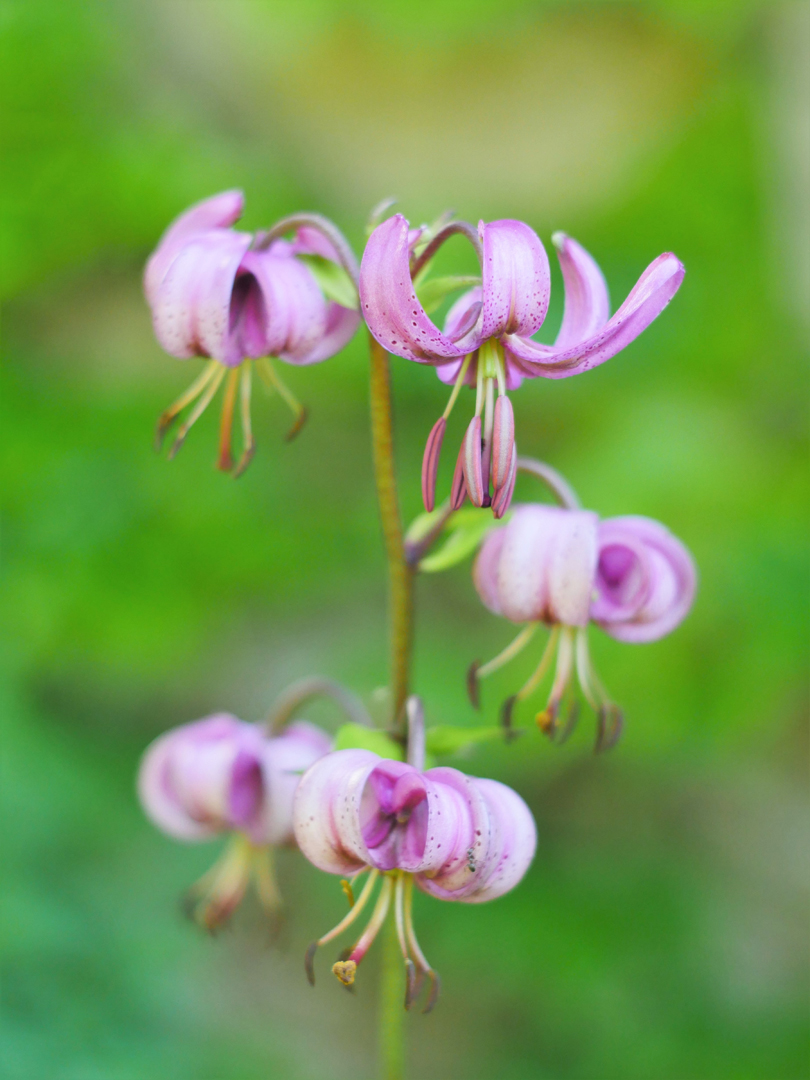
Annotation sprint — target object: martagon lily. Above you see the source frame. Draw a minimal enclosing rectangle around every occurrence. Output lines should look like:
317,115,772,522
294,698,536,1011
145,190,360,475
469,472,696,749
138,712,332,930
359,214,684,516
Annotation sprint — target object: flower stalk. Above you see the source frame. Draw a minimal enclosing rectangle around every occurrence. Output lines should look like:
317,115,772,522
368,331,414,732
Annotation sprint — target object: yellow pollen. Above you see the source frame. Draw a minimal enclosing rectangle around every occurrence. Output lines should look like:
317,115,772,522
332,960,357,986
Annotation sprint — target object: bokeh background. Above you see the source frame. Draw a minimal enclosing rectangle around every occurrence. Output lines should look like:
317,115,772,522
3,2,808,1078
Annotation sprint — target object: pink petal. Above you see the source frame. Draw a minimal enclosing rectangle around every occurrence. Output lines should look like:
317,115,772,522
359,214,483,363
503,251,684,379
594,516,696,643
257,721,333,846
551,233,610,349
150,230,253,365
144,190,244,306
238,249,327,363
458,778,536,903
479,220,550,340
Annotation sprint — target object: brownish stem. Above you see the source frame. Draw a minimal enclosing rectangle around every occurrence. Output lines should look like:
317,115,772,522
368,331,414,733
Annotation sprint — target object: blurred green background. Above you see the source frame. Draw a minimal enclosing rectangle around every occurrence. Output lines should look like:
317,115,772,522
2,2,808,1078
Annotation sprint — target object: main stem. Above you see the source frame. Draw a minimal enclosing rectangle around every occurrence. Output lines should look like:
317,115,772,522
368,331,412,1080
368,332,414,733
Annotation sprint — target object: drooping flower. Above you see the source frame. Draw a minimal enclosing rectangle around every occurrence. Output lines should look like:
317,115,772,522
359,214,684,515
470,502,696,749
138,712,331,930
294,697,536,1009
145,191,360,475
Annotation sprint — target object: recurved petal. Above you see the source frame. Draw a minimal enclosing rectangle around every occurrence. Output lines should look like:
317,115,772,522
238,249,327,364
551,233,610,349
459,778,536,903
415,766,492,900
151,230,253,364
256,721,332,846
480,504,599,624
293,748,380,875
594,516,696,642
144,190,244,305
137,713,258,841
503,252,685,379
291,303,361,365
359,215,482,363
479,220,550,340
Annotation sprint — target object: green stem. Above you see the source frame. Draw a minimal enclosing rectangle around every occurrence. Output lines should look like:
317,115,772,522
368,331,414,732
379,910,406,1080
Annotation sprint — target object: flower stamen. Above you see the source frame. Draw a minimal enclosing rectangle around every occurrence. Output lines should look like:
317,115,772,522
233,363,256,478
404,874,441,1013
305,869,380,986
217,367,240,472
469,622,540,707
332,874,394,986
155,360,220,450
168,363,227,460
536,625,575,736
256,357,308,441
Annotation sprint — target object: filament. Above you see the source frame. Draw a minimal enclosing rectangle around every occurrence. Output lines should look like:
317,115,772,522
404,874,440,1013
477,623,539,679
331,875,394,984
495,348,507,397
233,362,256,478
252,845,281,914
483,375,495,446
395,872,418,1008
474,358,485,417
168,363,226,459
516,626,560,702
217,367,240,471
316,869,380,947
537,626,575,733
574,627,601,710
256,357,307,439
442,352,473,420
155,360,219,448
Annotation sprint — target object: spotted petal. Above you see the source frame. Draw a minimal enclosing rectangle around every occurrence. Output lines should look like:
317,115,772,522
479,219,550,340
359,214,483,363
504,249,684,379
144,189,244,306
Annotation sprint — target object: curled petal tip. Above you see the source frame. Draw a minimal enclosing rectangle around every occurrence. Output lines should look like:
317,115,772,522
421,417,446,512
463,416,484,507
466,661,481,709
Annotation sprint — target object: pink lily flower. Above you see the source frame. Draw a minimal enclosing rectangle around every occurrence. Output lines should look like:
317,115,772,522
138,712,331,930
470,503,696,749
359,214,684,515
294,697,536,1010
145,191,360,475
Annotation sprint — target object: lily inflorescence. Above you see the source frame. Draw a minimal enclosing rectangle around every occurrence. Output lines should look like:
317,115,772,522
137,191,695,1032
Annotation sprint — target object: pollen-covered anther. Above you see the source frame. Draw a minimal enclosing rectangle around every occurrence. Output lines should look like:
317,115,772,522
332,960,357,986
463,415,485,507
421,417,446,512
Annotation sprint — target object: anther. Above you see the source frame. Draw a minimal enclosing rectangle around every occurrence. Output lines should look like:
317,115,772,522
421,417,446,512
332,959,357,986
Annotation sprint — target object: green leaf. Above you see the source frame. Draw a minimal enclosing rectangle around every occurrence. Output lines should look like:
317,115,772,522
298,255,359,311
333,722,404,760
425,725,502,756
416,275,481,315
419,508,508,573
